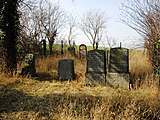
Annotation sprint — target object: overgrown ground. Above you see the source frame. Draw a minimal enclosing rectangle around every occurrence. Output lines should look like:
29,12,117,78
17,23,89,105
0,50,160,120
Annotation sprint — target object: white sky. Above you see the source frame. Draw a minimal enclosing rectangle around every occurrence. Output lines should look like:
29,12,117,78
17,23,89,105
57,0,142,49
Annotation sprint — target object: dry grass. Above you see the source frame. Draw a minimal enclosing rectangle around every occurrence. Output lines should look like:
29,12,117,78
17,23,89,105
0,51,160,120
129,50,153,88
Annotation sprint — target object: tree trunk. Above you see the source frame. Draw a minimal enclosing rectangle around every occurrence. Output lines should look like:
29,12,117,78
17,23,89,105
92,44,95,49
1,0,19,74
49,40,53,55
69,40,71,47
152,43,160,89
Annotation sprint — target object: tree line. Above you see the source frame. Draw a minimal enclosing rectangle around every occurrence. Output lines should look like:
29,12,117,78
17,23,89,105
0,0,108,74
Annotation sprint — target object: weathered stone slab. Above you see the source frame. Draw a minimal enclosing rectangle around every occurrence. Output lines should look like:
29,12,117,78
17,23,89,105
109,48,129,73
86,50,106,73
24,54,35,67
58,59,75,80
85,50,106,86
20,54,36,77
79,44,87,60
85,73,106,86
106,73,130,88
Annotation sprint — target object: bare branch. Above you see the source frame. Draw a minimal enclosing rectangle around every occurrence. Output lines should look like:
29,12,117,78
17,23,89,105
80,9,108,49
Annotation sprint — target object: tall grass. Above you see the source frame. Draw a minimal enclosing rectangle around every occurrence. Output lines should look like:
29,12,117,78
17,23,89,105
129,50,153,88
0,50,159,120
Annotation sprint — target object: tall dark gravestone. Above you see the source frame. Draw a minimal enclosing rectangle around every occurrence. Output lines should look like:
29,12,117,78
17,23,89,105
20,54,36,77
58,59,75,80
61,40,64,55
39,39,47,55
109,48,129,73
107,48,130,88
86,50,106,73
85,50,106,85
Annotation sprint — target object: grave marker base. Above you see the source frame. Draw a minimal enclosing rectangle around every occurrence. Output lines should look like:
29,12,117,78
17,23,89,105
106,73,130,88
21,67,36,77
85,73,106,86
85,73,130,88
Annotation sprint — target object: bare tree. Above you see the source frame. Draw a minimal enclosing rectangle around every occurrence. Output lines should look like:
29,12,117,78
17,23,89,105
38,0,66,55
80,9,108,49
106,37,117,48
20,6,40,41
19,1,43,55
66,15,78,46
121,0,160,87
19,0,66,55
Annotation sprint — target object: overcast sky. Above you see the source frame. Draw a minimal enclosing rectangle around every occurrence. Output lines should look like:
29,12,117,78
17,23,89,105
58,0,142,48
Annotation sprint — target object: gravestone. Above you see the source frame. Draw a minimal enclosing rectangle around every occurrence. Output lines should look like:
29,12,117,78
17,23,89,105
109,48,129,73
58,59,75,80
85,50,106,85
79,44,87,60
106,47,130,88
20,54,36,77
61,40,64,55
39,39,46,55
68,47,75,57
86,50,106,73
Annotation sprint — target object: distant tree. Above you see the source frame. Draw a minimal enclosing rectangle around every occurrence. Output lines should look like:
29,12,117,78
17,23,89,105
66,15,78,46
19,4,41,43
121,0,160,87
0,0,67,74
80,9,108,49
19,0,66,55
38,0,66,55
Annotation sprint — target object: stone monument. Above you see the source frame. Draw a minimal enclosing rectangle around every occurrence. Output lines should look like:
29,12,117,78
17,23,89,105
107,47,130,88
79,44,87,60
39,39,47,55
85,50,106,85
20,54,36,77
61,40,64,55
58,59,75,80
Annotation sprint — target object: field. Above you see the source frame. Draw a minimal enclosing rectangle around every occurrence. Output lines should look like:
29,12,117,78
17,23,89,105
0,50,160,120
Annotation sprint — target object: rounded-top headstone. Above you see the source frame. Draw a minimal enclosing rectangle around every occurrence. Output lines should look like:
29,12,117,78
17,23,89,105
79,44,87,59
